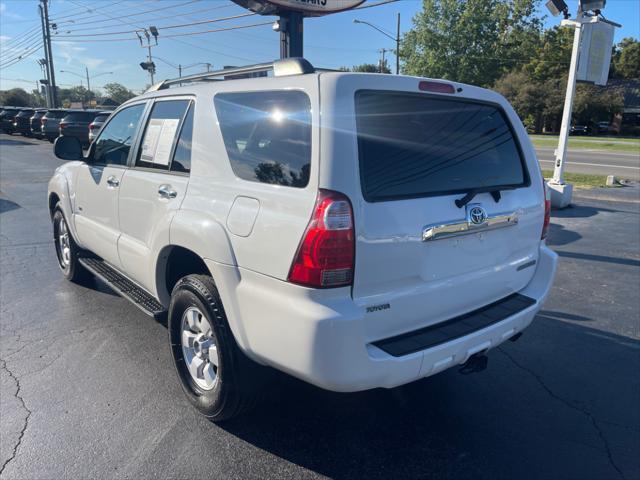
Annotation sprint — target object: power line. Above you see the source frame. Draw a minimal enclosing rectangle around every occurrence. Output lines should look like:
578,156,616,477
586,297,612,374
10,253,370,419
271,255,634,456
0,42,44,69
58,3,234,33
0,36,43,61
52,21,273,43
53,0,201,26
53,12,256,38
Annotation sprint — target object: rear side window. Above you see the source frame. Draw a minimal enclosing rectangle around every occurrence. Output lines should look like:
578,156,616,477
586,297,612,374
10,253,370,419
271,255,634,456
214,90,311,188
137,100,190,170
44,110,66,119
171,103,194,174
355,91,528,202
17,111,34,117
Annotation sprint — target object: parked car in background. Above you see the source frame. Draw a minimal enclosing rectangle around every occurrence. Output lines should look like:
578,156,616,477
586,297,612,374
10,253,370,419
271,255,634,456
88,111,111,143
13,108,36,136
596,121,616,135
30,109,48,138
570,124,590,135
0,107,21,134
41,109,68,142
59,110,101,147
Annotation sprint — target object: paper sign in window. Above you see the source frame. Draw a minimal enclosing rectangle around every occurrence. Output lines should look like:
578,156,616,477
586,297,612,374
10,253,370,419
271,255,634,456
140,118,180,166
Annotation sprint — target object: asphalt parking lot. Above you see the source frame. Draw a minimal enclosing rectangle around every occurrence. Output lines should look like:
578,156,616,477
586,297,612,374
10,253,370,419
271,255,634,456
1,133,639,480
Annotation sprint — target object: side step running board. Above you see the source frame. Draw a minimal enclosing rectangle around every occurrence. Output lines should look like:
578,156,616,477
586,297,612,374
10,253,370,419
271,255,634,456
78,256,166,319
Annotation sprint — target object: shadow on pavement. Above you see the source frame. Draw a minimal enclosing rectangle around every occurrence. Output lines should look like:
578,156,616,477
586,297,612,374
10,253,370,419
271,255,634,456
546,222,581,246
218,318,640,480
556,250,640,268
553,203,632,218
0,198,21,213
538,310,592,322
0,138,36,147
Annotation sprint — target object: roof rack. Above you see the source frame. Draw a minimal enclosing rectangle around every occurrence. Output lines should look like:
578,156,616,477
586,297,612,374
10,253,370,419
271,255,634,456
147,57,316,93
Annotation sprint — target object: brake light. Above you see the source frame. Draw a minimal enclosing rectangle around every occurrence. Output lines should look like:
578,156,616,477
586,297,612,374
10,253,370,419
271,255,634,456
89,124,95,130
541,184,551,239
59,123,67,130
41,118,47,125
419,80,456,94
288,189,355,288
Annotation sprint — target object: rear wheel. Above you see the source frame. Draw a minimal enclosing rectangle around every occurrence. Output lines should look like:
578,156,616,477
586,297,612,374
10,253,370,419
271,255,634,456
52,205,87,283
168,274,265,421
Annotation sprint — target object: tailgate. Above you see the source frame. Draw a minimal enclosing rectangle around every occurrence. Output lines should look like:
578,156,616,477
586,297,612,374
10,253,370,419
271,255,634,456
349,87,544,342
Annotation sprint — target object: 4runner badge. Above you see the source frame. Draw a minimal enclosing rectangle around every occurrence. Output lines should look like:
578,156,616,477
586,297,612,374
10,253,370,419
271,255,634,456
366,303,391,314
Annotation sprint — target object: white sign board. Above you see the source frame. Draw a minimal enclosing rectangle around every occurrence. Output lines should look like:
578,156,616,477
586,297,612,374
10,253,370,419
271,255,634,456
577,19,615,86
233,0,364,16
268,0,365,14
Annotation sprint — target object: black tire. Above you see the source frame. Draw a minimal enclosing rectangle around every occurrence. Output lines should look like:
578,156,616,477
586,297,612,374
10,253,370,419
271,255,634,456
52,204,88,283
168,274,266,421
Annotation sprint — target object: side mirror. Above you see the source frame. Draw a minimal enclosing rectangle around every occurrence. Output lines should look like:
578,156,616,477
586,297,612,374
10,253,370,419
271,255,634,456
54,136,83,161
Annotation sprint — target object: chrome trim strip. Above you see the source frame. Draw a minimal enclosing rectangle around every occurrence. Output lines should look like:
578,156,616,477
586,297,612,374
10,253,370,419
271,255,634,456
423,212,518,241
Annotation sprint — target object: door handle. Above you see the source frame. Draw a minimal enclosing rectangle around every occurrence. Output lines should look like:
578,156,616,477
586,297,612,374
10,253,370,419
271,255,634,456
158,184,177,199
106,176,120,187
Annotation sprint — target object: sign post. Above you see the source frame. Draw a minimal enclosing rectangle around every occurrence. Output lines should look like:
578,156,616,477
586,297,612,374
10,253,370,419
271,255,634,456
233,0,365,59
547,11,619,208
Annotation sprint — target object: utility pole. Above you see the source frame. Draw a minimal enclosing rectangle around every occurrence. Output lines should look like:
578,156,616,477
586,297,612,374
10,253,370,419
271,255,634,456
40,0,57,107
85,66,91,103
396,13,400,75
38,5,51,107
378,48,391,73
137,29,157,85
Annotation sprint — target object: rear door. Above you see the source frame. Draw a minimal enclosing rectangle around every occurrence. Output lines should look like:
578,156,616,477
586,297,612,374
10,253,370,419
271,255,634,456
117,98,193,292
74,103,147,268
323,76,545,341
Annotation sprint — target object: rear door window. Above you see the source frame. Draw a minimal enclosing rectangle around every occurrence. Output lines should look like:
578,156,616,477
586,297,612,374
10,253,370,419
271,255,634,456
214,90,311,188
355,91,528,202
136,100,190,170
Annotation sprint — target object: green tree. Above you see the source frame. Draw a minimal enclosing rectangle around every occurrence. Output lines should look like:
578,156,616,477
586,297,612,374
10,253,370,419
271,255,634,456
401,0,542,86
611,38,640,79
102,82,136,104
0,88,34,106
524,25,573,82
353,60,391,74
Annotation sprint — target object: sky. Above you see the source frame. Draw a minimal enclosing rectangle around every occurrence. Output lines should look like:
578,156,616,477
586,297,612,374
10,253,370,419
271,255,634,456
1,0,639,94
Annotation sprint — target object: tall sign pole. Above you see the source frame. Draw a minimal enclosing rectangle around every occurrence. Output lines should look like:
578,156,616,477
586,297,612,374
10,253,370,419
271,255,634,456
546,0,619,208
233,0,364,59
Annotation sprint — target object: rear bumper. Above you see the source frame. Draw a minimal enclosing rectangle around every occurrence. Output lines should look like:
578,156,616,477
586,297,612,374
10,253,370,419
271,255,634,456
206,245,557,392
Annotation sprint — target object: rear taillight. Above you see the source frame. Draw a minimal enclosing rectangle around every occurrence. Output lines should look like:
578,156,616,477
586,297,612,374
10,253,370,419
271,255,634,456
41,118,47,125
288,189,355,288
59,123,67,130
541,184,551,239
89,124,95,130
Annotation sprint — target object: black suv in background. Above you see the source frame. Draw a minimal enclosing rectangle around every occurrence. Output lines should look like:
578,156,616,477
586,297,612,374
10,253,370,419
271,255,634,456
0,108,20,134
13,108,36,136
41,109,67,142
59,110,102,146
30,109,48,138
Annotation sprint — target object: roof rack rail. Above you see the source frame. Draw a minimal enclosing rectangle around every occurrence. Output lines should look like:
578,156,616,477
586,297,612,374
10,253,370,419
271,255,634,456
147,57,316,93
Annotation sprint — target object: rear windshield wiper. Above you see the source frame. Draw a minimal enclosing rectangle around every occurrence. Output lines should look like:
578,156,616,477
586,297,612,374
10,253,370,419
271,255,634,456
455,187,504,208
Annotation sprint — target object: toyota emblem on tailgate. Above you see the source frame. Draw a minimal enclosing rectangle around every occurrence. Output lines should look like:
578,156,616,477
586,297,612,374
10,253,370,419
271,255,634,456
467,205,487,225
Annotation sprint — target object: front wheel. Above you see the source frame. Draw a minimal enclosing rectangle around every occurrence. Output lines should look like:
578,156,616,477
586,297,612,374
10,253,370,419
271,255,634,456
168,274,266,421
52,205,87,283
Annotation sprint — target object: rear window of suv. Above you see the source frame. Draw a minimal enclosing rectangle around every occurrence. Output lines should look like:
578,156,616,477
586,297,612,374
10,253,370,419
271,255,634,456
355,90,528,202
214,90,311,188
62,112,98,122
44,110,66,119
93,114,110,123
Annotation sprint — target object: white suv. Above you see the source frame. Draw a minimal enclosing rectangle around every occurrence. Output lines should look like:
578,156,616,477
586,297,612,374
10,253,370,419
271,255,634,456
48,58,557,421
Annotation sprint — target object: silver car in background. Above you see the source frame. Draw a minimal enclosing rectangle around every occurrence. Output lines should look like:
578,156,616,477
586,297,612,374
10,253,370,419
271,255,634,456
41,109,68,143
88,111,111,143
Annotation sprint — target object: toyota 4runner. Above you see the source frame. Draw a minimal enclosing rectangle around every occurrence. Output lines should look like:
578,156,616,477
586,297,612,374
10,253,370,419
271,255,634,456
48,58,557,421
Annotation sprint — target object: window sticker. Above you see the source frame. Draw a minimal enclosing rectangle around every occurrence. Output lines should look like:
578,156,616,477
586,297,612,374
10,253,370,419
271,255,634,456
140,118,180,166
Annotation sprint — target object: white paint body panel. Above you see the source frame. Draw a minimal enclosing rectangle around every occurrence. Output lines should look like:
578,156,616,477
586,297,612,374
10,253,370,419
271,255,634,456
47,71,557,392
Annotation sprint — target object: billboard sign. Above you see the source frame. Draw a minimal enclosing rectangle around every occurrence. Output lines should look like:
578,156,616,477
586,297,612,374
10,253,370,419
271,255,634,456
232,0,365,16
577,19,615,86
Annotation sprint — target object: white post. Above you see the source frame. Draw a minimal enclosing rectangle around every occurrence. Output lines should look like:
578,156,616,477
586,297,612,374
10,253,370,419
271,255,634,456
547,15,587,208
